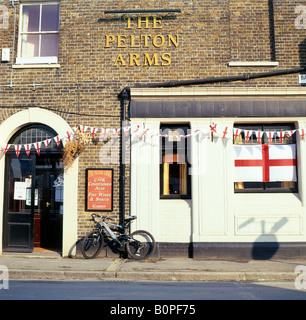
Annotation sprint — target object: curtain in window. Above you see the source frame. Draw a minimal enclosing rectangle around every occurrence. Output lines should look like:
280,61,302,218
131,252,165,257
162,154,187,196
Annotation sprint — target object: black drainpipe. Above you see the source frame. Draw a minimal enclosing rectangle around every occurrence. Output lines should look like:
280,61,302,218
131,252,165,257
118,66,306,222
118,87,130,224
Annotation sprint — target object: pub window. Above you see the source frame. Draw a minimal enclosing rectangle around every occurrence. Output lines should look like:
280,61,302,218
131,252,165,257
16,2,60,65
234,123,298,193
160,124,191,199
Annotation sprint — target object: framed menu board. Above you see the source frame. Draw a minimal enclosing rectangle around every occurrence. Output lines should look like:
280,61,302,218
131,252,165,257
85,168,113,212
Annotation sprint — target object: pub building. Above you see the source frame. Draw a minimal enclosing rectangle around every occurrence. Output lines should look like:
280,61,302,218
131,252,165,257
0,0,306,259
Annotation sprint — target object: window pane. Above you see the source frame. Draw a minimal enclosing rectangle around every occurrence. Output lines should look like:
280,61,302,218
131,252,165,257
41,34,59,56
22,5,40,32
21,34,39,58
162,160,188,196
41,5,59,32
168,163,180,195
10,125,58,149
7,157,33,214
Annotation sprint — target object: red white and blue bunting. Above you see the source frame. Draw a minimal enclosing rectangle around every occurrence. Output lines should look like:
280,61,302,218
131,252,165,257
0,123,305,158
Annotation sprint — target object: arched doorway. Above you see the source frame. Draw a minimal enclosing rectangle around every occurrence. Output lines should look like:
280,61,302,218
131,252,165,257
0,108,78,257
2,124,63,253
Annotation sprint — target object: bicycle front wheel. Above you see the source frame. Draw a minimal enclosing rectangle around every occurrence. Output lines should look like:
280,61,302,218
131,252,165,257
126,230,156,260
81,230,103,259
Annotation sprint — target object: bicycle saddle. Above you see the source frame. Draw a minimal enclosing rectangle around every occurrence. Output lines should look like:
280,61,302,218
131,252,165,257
125,215,137,221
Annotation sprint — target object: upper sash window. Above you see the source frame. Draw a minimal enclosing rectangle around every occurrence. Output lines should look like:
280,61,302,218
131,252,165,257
17,2,60,65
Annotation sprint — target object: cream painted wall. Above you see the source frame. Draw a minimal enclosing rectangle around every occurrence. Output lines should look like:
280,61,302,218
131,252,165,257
130,117,306,244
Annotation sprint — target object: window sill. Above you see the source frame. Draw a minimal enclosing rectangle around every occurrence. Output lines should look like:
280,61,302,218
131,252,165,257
160,195,191,200
228,61,279,67
13,64,61,69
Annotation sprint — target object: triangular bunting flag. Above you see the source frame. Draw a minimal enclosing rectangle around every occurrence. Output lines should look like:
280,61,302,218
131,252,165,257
3,144,11,154
133,125,140,134
43,139,52,149
24,144,31,157
123,126,130,137
112,128,120,135
101,128,109,139
245,130,251,143
54,135,61,148
80,125,88,133
209,123,217,134
66,131,73,142
285,130,296,137
15,145,21,158
140,128,149,138
267,131,275,144
90,127,98,139
276,131,285,143
299,128,305,140
233,128,242,142
222,126,229,139
256,131,264,144
34,142,42,155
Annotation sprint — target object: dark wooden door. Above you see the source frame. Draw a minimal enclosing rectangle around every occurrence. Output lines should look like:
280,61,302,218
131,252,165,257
3,154,35,252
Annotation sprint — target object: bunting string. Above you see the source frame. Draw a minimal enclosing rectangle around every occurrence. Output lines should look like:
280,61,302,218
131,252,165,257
0,123,304,158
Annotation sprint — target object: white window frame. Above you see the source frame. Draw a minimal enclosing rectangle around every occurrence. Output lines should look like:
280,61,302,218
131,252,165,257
16,1,60,65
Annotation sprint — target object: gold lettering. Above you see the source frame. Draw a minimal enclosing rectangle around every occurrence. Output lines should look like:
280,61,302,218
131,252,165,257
130,35,140,48
153,35,165,48
141,35,151,47
161,53,171,66
117,35,127,48
144,53,160,66
137,16,149,29
168,34,179,47
129,53,140,66
114,54,126,66
153,16,162,29
126,17,133,29
106,16,178,67
105,35,115,47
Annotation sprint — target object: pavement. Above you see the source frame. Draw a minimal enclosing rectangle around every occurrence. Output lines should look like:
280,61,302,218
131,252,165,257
1,252,305,282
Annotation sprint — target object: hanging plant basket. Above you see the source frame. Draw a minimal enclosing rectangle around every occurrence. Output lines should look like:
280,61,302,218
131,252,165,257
62,129,91,170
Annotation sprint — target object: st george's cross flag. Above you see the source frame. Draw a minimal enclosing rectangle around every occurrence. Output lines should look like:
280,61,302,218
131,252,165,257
234,144,297,182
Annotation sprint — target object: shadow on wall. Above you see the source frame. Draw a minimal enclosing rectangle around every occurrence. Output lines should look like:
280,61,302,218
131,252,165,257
240,217,288,260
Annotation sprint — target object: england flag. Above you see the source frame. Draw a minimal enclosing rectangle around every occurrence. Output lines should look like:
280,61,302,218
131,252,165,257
234,144,297,182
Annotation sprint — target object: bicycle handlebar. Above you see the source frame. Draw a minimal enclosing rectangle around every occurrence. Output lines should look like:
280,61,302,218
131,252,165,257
91,213,137,222
91,213,113,221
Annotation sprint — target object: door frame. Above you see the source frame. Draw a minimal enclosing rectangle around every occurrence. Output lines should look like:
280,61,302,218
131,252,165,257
0,108,78,257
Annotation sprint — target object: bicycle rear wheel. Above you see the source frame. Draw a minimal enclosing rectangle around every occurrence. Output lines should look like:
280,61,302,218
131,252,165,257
81,230,103,259
126,230,156,260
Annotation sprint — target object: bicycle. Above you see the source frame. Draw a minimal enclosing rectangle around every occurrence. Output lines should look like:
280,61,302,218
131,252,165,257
81,214,156,260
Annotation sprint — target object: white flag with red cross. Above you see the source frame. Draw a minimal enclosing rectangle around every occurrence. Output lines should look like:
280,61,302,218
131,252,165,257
234,144,297,182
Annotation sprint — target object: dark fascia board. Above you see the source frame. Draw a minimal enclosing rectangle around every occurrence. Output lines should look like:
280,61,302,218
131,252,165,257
129,99,306,118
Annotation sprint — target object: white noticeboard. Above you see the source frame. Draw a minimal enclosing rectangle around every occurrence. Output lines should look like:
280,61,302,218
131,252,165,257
14,182,27,200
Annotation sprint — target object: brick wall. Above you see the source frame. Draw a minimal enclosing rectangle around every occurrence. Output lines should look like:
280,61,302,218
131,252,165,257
1,0,306,239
